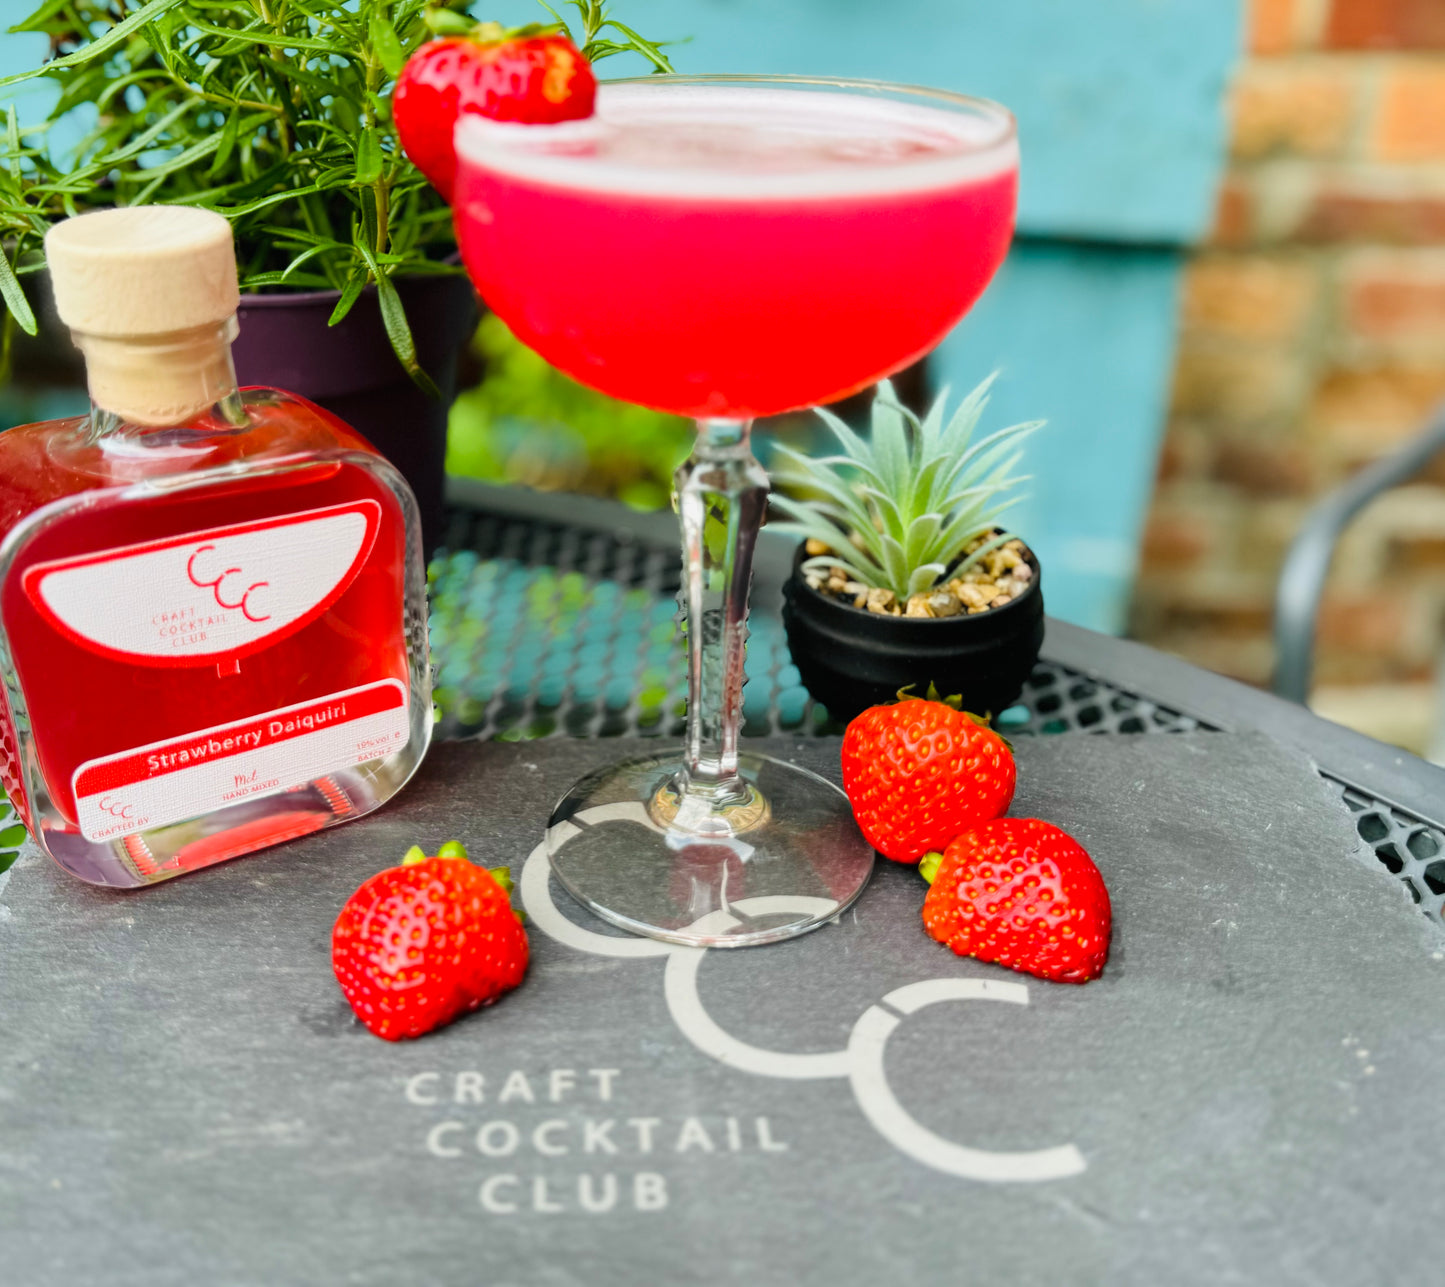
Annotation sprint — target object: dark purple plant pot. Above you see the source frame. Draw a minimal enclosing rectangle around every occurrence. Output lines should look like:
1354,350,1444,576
781,541,1045,723
231,273,478,556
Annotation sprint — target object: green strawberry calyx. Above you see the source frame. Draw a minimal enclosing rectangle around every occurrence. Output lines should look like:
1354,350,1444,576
897,682,985,716
398,841,527,924
422,11,554,41
893,684,1010,748
918,851,944,885
895,682,962,709
402,839,469,865
481,863,527,924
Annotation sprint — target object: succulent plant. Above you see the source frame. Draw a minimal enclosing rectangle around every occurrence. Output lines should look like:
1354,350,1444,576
770,376,1041,602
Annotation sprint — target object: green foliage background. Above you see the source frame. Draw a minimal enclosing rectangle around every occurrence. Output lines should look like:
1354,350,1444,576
0,0,456,385
448,314,692,511
0,0,669,386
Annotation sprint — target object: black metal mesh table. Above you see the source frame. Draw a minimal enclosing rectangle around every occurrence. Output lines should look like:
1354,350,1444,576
7,486,1445,1287
429,483,1445,935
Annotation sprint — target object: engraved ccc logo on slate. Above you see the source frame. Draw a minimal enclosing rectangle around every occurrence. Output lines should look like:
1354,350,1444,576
523,809,1086,1184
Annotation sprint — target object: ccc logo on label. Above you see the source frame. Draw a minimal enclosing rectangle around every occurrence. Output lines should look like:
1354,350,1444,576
97,795,136,821
186,545,272,623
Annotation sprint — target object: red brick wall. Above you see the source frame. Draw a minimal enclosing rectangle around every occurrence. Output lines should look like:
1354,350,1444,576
1133,0,1445,711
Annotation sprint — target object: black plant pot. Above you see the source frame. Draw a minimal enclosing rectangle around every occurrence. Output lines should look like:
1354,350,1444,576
781,542,1046,723
231,273,478,556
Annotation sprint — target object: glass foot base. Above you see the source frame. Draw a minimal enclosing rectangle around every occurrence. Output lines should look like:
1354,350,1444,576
545,750,875,947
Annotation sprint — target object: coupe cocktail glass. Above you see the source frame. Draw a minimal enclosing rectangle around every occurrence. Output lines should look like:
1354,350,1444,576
454,75,1018,946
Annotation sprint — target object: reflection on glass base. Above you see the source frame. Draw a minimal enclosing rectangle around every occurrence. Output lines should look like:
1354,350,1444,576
545,750,875,948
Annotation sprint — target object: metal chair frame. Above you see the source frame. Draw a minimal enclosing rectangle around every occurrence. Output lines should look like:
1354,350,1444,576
1272,404,1445,705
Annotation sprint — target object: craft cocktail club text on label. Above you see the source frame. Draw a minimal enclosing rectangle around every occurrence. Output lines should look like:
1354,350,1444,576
405,1068,791,1215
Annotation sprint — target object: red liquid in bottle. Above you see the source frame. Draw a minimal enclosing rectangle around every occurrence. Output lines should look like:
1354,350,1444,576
0,390,430,886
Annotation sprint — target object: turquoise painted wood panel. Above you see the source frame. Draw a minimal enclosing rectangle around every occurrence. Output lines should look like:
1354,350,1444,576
934,241,1183,634
492,0,1242,243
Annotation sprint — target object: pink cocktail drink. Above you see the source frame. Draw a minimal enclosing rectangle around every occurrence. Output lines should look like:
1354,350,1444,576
449,76,1018,948
454,81,1018,419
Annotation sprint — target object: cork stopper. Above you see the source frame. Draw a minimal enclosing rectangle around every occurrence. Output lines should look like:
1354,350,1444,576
45,206,239,336
45,208,241,425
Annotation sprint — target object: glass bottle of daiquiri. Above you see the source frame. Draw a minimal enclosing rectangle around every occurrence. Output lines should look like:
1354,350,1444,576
0,207,432,887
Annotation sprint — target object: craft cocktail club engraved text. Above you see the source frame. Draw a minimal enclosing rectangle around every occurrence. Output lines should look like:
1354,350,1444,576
405,1067,790,1214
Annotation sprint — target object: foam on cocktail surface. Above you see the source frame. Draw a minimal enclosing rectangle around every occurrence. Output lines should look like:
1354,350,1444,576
455,83,1017,199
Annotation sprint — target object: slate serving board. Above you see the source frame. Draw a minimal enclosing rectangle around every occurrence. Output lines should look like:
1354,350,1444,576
2,733,1443,1287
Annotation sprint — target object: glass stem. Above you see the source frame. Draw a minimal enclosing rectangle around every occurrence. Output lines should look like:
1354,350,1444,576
675,418,769,798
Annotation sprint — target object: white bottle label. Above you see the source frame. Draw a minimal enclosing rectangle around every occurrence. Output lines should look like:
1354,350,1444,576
71,679,410,842
23,499,380,666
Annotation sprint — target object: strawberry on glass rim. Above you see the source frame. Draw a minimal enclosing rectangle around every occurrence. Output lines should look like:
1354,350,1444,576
394,19,597,200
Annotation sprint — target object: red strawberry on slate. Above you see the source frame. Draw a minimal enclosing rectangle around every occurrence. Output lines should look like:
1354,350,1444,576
841,690,1015,862
332,840,529,1040
920,818,1111,984
394,23,597,200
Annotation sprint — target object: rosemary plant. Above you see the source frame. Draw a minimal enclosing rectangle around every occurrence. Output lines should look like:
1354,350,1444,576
0,0,671,386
